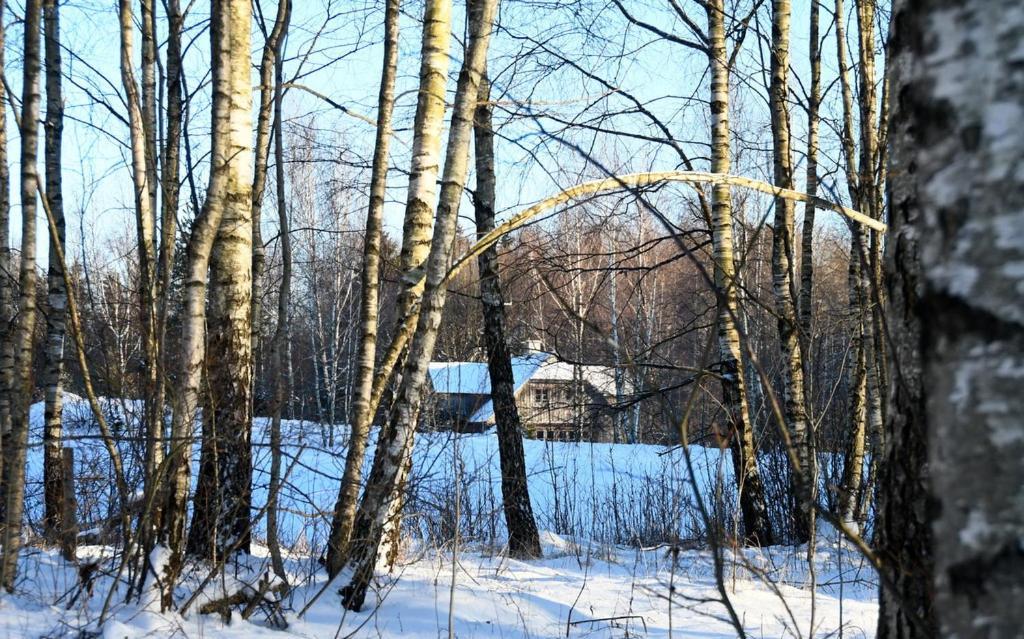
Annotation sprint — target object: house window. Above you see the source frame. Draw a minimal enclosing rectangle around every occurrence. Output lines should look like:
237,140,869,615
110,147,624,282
534,387,549,405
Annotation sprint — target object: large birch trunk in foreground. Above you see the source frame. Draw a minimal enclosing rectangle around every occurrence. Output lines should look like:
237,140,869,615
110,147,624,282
879,0,1022,635
41,0,67,546
706,0,773,547
473,73,542,560
0,0,42,591
342,0,498,610
325,0,400,577
188,0,256,562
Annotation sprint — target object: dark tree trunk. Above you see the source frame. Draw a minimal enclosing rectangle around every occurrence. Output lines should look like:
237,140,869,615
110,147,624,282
264,0,292,582
473,74,542,560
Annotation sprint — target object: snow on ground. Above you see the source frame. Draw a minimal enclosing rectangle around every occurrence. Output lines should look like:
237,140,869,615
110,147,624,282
0,532,877,638
0,396,878,637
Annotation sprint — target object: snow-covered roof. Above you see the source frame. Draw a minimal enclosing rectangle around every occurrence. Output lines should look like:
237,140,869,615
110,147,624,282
427,352,550,396
528,360,621,396
429,351,629,425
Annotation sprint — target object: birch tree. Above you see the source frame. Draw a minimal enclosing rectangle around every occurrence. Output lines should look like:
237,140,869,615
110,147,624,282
263,0,291,582
165,0,253,577
613,0,779,545
188,0,256,561
0,0,9,467
834,0,886,531
154,1,184,512
853,0,886,529
797,0,822,561
0,0,42,590
325,0,400,577
707,0,773,546
768,0,812,543
359,0,453,428
118,0,162,550
41,0,67,546
798,0,821,375
341,0,499,610
880,0,1023,634
252,0,292,362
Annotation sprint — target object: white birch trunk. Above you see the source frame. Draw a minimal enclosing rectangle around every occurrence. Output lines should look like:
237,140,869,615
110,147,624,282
342,0,498,610
324,1,399,576
41,0,67,545
166,0,253,575
707,0,773,546
188,0,255,561
769,0,813,543
0,0,42,590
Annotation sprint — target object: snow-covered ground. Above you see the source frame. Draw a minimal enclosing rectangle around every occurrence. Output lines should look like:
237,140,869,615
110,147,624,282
0,533,878,638
0,396,878,637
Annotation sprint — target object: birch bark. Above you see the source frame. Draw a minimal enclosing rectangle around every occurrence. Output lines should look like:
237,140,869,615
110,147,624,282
0,0,9,475
154,2,183,527
41,0,67,545
769,0,813,543
0,0,42,590
707,0,773,546
324,0,400,577
879,0,1024,634
342,0,498,610
251,0,291,365
834,0,869,530
119,0,163,546
188,0,256,561
361,0,454,425
341,0,454,570
265,0,291,582
166,0,253,572
796,0,821,544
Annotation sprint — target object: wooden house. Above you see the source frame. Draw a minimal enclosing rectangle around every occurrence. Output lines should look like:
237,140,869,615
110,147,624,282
426,351,626,442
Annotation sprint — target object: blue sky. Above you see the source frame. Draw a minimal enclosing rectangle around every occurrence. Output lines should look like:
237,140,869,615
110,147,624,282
1,0,885,265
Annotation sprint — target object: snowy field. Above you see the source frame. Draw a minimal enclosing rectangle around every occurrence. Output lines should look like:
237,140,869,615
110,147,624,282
0,396,879,637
